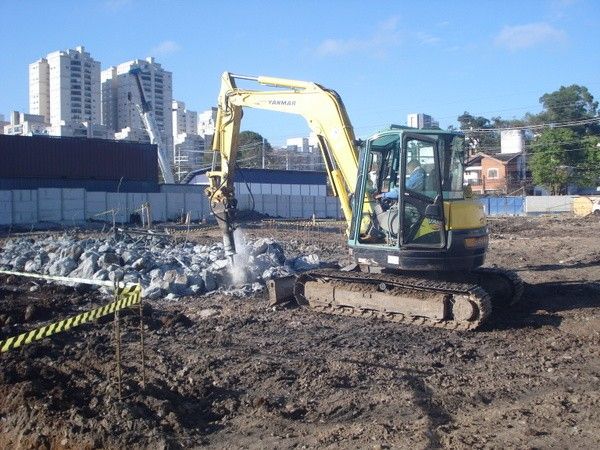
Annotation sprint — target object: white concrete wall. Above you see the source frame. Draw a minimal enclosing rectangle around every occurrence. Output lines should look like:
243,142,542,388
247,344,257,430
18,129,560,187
525,196,577,214
2,189,583,227
0,192,12,225
0,188,345,226
233,182,327,197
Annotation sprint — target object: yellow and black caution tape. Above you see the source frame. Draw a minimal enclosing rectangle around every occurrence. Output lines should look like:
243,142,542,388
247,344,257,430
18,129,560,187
0,284,142,354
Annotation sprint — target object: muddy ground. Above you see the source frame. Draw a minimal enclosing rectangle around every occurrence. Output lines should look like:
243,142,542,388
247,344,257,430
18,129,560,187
0,215,599,449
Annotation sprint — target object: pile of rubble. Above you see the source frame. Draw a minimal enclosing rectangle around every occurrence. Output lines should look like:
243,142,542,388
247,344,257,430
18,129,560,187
0,232,320,299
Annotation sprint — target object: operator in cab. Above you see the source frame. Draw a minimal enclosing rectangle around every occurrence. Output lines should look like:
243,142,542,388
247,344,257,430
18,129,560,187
374,159,426,201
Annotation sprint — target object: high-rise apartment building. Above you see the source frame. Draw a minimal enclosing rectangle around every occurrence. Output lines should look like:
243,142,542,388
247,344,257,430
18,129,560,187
172,100,205,181
407,113,439,129
29,46,101,132
172,100,198,137
197,108,217,136
29,59,50,121
101,57,173,156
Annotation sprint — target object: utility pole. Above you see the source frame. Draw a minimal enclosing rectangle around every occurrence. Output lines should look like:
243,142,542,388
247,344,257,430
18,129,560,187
261,137,265,169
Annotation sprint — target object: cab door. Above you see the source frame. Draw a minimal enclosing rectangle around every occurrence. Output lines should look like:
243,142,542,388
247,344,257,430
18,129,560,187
400,134,446,248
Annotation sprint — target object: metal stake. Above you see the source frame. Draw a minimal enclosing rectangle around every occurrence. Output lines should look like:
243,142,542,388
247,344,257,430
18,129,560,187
138,295,146,389
113,280,123,401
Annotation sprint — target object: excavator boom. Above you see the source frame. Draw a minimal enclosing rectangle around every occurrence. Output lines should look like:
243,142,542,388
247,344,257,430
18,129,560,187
207,72,361,257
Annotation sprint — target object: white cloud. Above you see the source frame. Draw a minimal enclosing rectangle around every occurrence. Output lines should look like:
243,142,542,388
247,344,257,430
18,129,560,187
316,16,403,57
494,22,567,51
150,40,181,56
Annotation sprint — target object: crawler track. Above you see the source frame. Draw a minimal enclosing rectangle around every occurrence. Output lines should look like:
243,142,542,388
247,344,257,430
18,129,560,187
295,268,494,331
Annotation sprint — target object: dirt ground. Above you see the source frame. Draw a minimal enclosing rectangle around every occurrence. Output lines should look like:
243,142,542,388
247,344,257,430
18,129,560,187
0,215,599,449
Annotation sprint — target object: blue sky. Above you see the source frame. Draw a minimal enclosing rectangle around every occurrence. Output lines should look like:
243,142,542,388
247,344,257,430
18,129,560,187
1,0,599,145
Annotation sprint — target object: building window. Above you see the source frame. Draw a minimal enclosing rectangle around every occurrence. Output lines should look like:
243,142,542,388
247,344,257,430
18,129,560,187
487,168,499,179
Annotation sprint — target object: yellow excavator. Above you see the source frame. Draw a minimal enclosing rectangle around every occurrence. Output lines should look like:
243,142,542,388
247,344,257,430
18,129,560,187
205,72,523,330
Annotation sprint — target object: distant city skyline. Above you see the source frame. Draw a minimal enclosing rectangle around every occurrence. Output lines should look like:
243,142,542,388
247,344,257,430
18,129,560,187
1,1,599,146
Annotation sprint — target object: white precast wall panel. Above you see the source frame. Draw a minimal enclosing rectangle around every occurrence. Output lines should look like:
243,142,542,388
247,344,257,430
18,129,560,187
262,194,278,217
127,193,148,218
290,196,303,217
314,197,327,218
525,195,577,214
12,190,37,224
236,194,253,211
148,193,167,222
166,193,185,220
325,197,343,219
302,196,315,218
86,192,108,219
184,193,205,220
0,191,12,225
277,195,291,218
62,189,85,223
106,193,128,223
38,188,62,222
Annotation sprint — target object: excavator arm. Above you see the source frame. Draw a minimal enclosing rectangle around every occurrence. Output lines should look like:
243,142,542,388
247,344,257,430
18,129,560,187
207,72,362,258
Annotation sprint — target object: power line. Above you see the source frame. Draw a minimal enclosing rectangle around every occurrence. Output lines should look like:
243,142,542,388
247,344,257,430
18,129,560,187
462,116,600,133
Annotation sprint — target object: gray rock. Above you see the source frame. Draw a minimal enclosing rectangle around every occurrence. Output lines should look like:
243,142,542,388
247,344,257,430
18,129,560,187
93,268,109,281
189,283,205,294
162,269,178,283
47,257,78,276
98,243,111,253
201,270,217,291
24,259,42,273
65,244,84,261
69,257,98,280
148,268,164,280
98,252,122,268
108,268,125,283
132,256,152,271
12,255,30,271
121,250,137,264
262,266,292,280
143,286,163,300
291,254,320,271
210,259,229,271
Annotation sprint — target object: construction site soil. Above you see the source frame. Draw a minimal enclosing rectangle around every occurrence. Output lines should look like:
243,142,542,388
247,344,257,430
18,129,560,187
0,215,599,449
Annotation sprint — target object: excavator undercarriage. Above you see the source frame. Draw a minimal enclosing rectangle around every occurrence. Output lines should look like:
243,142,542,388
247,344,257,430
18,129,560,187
289,266,523,331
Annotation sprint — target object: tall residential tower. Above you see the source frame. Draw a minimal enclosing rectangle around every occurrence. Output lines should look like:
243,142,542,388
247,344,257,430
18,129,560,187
28,46,107,138
101,57,173,155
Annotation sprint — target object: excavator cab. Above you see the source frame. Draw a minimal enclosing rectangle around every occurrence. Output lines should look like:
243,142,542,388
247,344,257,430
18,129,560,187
349,126,488,272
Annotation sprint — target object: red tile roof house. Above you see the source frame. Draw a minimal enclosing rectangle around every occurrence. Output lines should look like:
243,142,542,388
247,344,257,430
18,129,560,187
464,152,525,195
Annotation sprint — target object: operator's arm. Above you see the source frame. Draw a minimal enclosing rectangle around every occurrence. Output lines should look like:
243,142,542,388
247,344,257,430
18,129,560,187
382,189,399,200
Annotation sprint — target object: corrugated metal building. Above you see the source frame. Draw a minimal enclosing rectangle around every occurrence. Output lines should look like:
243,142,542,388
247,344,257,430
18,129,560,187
0,134,159,192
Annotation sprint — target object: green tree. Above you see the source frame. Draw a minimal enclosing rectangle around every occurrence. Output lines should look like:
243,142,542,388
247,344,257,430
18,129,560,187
578,135,600,188
457,112,500,155
539,84,598,122
530,128,582,194
237,131,273,168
